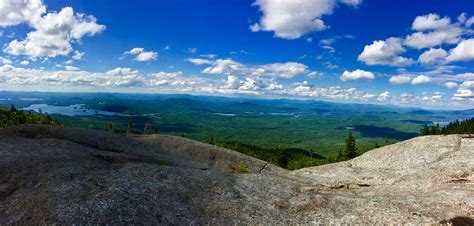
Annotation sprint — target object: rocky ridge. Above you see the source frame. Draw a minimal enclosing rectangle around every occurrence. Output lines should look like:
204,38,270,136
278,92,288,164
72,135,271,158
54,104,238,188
0,125,472,224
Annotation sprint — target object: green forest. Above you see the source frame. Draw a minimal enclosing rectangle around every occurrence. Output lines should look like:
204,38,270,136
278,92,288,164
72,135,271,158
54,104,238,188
0,105,61,128
420,117,474,135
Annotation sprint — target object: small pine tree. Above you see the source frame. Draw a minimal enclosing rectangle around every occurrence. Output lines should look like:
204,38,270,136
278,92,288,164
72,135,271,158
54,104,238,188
207,135,215,145
336,148,343,161
344,132,357,159
143,122,150,134
10,104,17,112
421,124,430,135
108,122,117,133
127,119,133,135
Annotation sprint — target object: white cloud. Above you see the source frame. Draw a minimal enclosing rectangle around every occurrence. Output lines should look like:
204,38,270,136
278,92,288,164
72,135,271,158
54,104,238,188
358,38,414,67
251,0,362,39
340,69,374,81
405,14,463,49
186,58,213,65
3,6,105,58
418,48,447,65
0,0,45,26
201,58,244,74
404,26,462,49
20,60,29,66
466,16,474,27
200,54,217,59
65,65,79,71
411,75,432,85
389,75,411,84
1,57,12,65
452,81,474,101
124,48,158,62
444,81,458,89
377,91,390,102
72,51,84,60
192,58,316,79
446,39,474,62
187,48,197,53
412,14,451,31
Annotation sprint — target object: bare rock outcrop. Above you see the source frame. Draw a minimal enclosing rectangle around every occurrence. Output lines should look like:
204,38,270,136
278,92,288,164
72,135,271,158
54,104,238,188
0,125,472,224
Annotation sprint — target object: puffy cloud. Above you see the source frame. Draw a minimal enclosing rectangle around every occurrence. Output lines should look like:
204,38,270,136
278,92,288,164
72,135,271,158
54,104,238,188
340,69,374,81
411,75,432,85
65,65,79,71
444,81,458,89
224,75,241,89
186,58,213,65
377,91,390,102
466,16,474,27
190,58,316,79
418,48,447,65
1,57,12,65
3,6,105,58
404,26,462,49
412,14,451,31
20,60,29,66
405,14,463,49
124,48,158,62
0,0,45,26
72,51,84,60
358,38,414,67
452,81,474,101
446,39,474,62
199,54,217,59
202,58,244,74
389,75,411,84
250,0,362,39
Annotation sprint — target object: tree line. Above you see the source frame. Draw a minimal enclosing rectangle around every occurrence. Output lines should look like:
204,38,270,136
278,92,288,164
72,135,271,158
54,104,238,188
0,105,61,128
420,117,474,135
206,131,361,170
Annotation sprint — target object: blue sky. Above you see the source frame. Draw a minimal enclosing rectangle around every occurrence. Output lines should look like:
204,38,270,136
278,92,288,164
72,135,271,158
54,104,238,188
0,0,473,109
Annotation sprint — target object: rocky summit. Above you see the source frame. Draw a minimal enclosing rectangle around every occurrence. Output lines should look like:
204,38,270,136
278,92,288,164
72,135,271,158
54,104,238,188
0,125,472,224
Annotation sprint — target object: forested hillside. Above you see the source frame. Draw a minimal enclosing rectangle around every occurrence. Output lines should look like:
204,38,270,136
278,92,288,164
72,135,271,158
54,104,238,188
0,105,61,128
420,117,474,135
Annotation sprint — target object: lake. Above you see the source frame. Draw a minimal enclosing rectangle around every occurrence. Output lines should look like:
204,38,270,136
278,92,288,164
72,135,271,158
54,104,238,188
22,104,116,116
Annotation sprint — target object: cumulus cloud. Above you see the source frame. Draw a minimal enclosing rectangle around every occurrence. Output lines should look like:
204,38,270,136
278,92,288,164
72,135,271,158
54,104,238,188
188,58,317,79
418,48,448,65
377,91,390,102
404,26,462,49
65,65,79,71
452,81,474,101
405,14,462,49
72,51,84,60
357,38,414,67
20,60,29,66
3,3,105,58
1,57,12,65
389,75,411,84
446,39,474,62
186,58,213,65
124,48,158,62
444,81,458,89
250,0,362,39
0,0,45,26
340,69,374,81
412,14,451,31
411,75,432,85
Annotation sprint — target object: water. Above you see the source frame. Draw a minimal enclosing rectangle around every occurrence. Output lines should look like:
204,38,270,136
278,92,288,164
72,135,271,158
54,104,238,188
213,113,236,117
22,104,116,116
